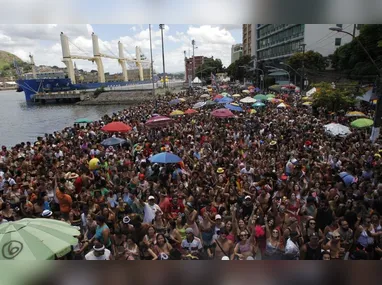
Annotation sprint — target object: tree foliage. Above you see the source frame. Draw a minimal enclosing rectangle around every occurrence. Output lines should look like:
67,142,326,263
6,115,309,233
311,82,364,112
287,50,328,72
225,55,254,81
195,57,225,81
330,24,382,78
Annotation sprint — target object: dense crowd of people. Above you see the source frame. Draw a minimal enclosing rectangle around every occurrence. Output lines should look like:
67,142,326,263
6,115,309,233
1,83,382,260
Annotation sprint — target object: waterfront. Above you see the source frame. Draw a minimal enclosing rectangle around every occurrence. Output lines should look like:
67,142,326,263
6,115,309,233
0,90,125,147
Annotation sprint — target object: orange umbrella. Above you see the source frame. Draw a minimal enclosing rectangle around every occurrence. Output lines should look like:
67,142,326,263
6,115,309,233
184,109,198,115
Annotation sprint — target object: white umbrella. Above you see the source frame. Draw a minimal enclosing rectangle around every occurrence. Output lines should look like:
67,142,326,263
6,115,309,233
200,94,210,98
324,123,351,137
193,102,206,109
240,96,256,103
277,103,288,108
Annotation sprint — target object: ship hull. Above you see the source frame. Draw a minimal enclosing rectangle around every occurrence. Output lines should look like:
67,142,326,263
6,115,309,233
16,78,154,102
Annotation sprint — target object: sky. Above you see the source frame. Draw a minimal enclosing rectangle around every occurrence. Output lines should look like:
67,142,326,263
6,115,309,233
0,24,242,74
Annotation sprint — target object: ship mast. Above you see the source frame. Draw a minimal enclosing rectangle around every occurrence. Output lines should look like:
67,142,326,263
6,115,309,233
29,54,37,79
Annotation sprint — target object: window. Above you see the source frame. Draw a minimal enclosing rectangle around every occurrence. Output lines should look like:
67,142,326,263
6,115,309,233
336,24,343,28
335,38,342,46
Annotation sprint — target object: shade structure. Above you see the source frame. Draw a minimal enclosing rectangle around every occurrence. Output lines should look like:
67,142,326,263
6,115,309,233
184,108,198,115
302,96,312,101
242,90,250,93
101,137,127,147
254,94,267,101
75,118,93,124
224,103,243,112
351,118,373,128
170,110,185,116
269,98,284,103
252,102,266,107
302,101,313,106
0,218,80,260
193,102,206,109
221,92,230,97
211,108,234,118
200,94,210,98
345,111,366,117
217,97,234,104
277,103,289,108
248,109,257,114
324,123,351,137
205,100,217,106
145,116,174,128
101,122,132,133
149,152,182,164
240,96,256,103
232,93,241,97
213,94,223,101
168,99,181,105
266,94,275,98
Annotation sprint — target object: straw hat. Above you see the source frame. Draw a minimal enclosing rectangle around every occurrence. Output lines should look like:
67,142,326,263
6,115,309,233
217,168,225,174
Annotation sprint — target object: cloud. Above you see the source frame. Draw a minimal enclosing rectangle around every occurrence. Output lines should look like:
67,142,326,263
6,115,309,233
130,26,136,32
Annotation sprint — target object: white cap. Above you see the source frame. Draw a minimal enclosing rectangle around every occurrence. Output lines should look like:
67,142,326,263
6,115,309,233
291,158,298,164
221,256,230,260
245,195,251,200
215,214,222,220
148,196,155,200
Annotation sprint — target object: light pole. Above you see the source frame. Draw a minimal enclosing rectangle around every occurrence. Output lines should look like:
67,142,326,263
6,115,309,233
159,24,166,88
192,40,196,81
149,24,155,106
265,65,290,84
329,26,382,143
299,43,306,91
280,61,302,86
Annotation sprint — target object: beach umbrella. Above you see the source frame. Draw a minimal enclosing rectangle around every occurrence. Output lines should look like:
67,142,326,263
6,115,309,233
145,116,174,128
351,118,373,128
266,94,275,98
211,108,234,118
75,118,93,124
184,109,198,115
345,111,367,117
101,137,127,147
269,85,282,91
302,102,313,106
254,94,267,101
252,102,265,107
302,96,312,101
149,152,182,164
324,123,351,137
101,122,132,133
248,109,257,114
269,98,284,103
277,103,289,108
0,218,79,260
200,94,210,98
232,93,241,97
205,100,217,106
224,103,243,112
193,102,206,109
170,110,184,116
178,98,186,102
221,92,230,97
242,90,250,93
213,94,223,101
168,99,181,105
218,97,234,104
240,96,256,103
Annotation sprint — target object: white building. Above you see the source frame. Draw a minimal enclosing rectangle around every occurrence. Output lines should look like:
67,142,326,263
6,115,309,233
231,44,243,64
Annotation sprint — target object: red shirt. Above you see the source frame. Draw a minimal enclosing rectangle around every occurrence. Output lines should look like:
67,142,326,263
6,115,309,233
166,200,185,219
200,206,217,217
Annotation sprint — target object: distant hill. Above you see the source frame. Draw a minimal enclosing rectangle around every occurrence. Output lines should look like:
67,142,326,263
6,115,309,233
0,50,31,77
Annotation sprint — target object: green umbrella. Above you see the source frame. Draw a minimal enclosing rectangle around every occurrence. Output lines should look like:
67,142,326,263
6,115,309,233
75,118,93,124
269,85,282,91
254,94,267,101
350,118,373,128
221,92,230,97
266,93,276,98
0,218,80,260
252,102,266,107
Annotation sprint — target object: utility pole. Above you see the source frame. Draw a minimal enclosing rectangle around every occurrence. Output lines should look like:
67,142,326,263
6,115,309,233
159,24,166,88
192,40,196,81
353,24,356,37
149,24,156,107
300,43,306,91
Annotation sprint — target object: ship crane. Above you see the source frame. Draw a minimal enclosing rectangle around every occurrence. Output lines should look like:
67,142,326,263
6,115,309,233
60,32,151,84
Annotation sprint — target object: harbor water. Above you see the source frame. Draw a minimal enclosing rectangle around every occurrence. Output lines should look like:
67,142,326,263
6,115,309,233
0,90,125,147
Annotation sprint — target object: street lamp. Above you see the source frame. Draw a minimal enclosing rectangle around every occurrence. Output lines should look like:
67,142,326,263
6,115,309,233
279,61,301,86
159,24,166,88
329,26,382,143
265,65,290,84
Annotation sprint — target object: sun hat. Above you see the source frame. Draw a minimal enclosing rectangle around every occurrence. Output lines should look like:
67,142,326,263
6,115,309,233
41,210,53,217
270,141,277,146
148,195,155,201
217,168,224,174
185,228,194,234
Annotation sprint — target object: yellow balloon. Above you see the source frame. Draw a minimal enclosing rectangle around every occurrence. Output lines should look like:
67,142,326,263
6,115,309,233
89,158,100,170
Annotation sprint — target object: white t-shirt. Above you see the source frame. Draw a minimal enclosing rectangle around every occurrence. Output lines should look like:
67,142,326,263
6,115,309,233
143,203,162,223
85,249,111,260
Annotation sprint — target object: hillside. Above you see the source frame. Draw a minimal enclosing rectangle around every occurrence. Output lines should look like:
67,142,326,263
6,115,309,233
0,50,30,77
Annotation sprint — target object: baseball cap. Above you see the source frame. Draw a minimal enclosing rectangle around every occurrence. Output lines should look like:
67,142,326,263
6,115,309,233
215,214,222,220
244,195,251,200
148,196,155,201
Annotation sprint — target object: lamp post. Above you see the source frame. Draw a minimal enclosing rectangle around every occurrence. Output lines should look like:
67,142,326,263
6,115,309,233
299,43,306,91
159,24,166,88
280,61,301,86
149,24,156,107
329,26,382,143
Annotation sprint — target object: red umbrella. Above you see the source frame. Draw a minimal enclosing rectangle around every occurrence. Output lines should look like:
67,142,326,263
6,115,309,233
211,108,234,118
101,122,132,133
184,109,198,115
213,95,223,100
145,116,174,128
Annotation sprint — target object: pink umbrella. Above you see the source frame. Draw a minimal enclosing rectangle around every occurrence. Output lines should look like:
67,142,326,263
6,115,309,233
211,108,234,118
145,116,174,128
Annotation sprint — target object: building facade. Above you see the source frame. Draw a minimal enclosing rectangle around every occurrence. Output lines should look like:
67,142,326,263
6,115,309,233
185,56,204,83
242,24,256,58
231,44,243,64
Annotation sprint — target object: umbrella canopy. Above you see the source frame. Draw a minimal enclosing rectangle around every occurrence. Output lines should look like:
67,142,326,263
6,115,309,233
242,90,250,93
213,94,223,101
101,122,132,133
211,108,234,118
351,118,373,128
232,93,241,97
252,102,265,107
240,96,256,103
193,102,206,109
170,110,184,116
254,94,267,101
248,109,257,114
149,152,182,164
218,97,234,104
221,92,230,97
224,103,243,112
302,101,313,106
269,98,284,103
266,94,275,98
205,100,217,106
145,116,174,128
75,118,93,124
324,123,351,137
184,109,198,115
269,85,281,91
101,137,127,147
168,99,181,105
302,96,312,101
345,111,367,117
200,94,210,98
0,218,79,260
277,103,289,108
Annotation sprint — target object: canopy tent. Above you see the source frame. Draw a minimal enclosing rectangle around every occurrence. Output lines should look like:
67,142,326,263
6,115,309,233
192,77,202,84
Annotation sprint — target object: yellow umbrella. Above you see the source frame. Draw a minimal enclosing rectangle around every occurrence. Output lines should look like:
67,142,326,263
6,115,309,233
302,96,312,101
345,111,366,117
242,90,250,93
232,94,241,97
249,109,257,114
170,110,184,116
302,101,312,106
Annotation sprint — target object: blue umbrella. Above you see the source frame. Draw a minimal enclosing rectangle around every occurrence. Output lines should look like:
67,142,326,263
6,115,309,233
169,99,180,105
149,152,182,164
224,103,243,112
101,137,127,147
218,97,234,104
252,102,265,107
339,172,357,187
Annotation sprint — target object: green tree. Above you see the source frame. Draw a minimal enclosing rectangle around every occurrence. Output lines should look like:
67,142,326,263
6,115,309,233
311,82,363,112
195,57,225,81
226,55,254,81
287,50,328,72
